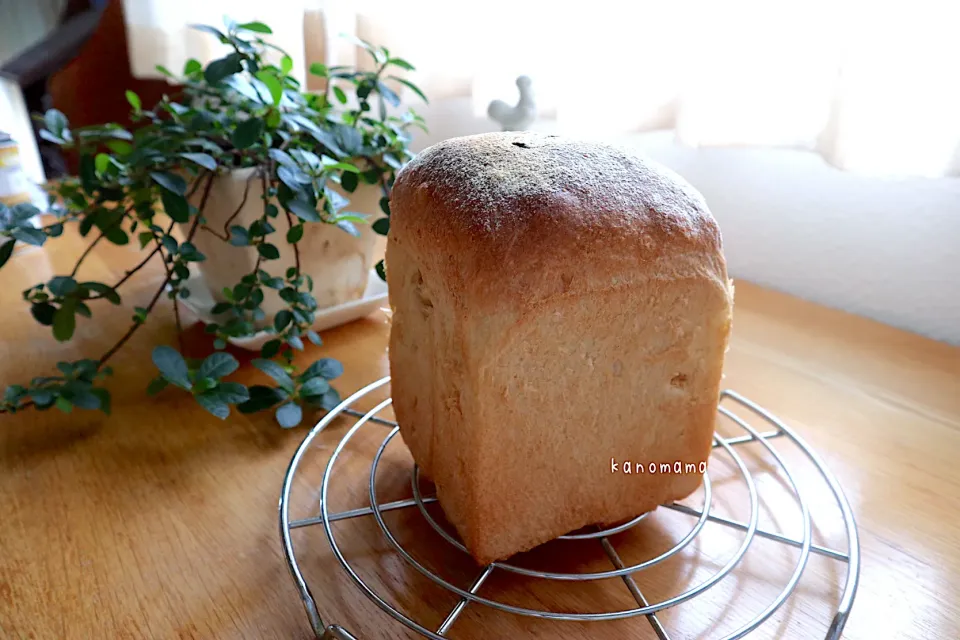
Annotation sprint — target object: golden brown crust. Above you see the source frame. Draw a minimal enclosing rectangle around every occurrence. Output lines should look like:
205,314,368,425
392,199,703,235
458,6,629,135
391,131,725,314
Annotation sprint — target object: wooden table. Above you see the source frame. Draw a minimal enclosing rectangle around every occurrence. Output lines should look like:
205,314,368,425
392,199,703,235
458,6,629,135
2,232,958,639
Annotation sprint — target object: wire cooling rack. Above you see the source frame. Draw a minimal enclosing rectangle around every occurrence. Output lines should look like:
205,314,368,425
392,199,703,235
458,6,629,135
279,377,861,639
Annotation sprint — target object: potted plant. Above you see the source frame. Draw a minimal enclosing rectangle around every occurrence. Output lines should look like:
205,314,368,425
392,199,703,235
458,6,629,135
0,18,427,427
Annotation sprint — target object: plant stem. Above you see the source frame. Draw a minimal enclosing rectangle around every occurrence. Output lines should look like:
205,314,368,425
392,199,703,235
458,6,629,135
69,207,131,277
200,168,254,242
151,234,183,350
97,174,213,367
86,218,174,300
284,209,301,276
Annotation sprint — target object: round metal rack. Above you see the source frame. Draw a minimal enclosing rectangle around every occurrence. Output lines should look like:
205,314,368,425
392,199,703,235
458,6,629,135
280,377,861,639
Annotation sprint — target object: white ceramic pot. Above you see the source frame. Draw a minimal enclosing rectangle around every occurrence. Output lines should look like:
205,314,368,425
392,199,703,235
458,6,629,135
183,167,385,330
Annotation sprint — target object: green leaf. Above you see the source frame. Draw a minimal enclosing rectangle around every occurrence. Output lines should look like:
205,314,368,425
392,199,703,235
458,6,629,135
286,200,321,223
252,358,294,390
382,153,402,170
287,115,344,156
152,345,191,390
276,168,310,196
55,396,73,413
340,171,358,193
0,238,15,268
379,197,391,216
336,220,360,237
325,188,349,213
377,81,401,107
179,152,217,171
303,358,344,380
280,55,293,74
333,86,347,104
94,153,111,174
236,384,287,413
204,52,243,84
138,231,154,249
255,70,283,105
212,382,249,404
30,388,56,407
44,109,68,136
75,302,92,318
79,155,98,194
331,124,363,156
52,303,76,342
179,241,205,262
260,339,281,359
151,171,187,196
228,225,249,246
300,376,330,396
387,57,415,71
161,190,190,223
105,226,129,246
286,224,304,244
39,129,65,144
161,235,178,254
193,377,218,394
106,140,132,155
333,212,368,224
274,310,293,332
275,402,302,428
389,76,428,103
61,381,101,410
375,258,386,282
309,62,328,77
372,217,390,235
184,58,202,75
198,352,239,379
268,148,296,167
232,117,264,149
47,276,77,297
82,282,121,304
92,388,111,415
146,377,169,396
31,302,56,325
4,384,28,404
196,392,230,419
257,243,280,260
318,388,341,411
268,111,282,130
125,90,141,111
306,330,322,346
183,138,223,154
190,24,227,41
237,21,272,34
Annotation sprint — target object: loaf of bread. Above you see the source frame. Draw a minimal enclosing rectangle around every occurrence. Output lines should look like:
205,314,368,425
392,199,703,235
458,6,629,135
386,132,733,565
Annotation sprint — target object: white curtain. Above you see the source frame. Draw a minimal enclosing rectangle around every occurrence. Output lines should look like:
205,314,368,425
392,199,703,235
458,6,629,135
122,0,960,178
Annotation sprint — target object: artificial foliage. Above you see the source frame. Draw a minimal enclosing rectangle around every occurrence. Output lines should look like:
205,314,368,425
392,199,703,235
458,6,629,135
0,18,426,427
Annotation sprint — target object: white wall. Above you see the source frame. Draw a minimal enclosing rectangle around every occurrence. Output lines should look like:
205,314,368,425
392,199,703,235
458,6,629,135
408,98,960,345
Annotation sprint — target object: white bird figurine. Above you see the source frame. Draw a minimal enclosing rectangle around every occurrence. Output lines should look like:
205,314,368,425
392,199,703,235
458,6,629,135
487,75,537,131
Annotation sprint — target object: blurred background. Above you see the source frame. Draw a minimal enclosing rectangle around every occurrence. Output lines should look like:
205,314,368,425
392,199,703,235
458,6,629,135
1,0,958,344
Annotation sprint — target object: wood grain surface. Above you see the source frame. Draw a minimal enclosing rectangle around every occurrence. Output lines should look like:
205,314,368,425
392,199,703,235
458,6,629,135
1,228,958,639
